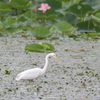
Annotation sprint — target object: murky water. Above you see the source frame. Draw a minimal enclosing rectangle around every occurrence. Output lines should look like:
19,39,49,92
0,36,100,100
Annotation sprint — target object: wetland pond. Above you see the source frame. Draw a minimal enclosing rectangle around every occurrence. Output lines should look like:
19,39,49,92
0,36,100,100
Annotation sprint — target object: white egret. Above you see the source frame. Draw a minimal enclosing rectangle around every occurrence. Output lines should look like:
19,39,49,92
16,53,61,81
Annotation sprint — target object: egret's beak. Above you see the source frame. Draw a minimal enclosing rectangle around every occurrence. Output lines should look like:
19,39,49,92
54,55,61,62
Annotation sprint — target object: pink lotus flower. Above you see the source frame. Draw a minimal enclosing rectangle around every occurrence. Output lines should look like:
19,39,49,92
38,3,51,13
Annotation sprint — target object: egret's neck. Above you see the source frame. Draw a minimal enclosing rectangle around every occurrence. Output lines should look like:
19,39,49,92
41,55,49,75
43,55,49,71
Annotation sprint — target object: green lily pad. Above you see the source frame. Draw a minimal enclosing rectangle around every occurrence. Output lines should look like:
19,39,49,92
82,0,100,12
76,20,95,32
5,28,22,34
3,18,17,29
32,26,50,39
0,3,11,14
24,43,46,52
69,4,93,16
8,0,30,10
53,21,73,32
87,32,100,38
62,13,80,25
45,0,61,10
39,43,55,51
25,43,55,52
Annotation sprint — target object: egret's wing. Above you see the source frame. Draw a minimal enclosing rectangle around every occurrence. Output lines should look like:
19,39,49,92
16,68,41,81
